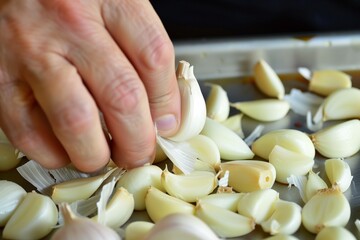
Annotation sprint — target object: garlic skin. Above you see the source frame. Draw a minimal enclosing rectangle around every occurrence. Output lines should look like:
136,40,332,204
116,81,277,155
125,221,154,240
169,61,206,142
253,59,285,99
199,193,241,212
252,129,315,160
144,213,219,240
325,158,353,192
205,83,230,122
310,119,360,158
3,192,58,240
221,113,245,138
0,180,26,226
309,70,352,96
305,171,328,202
315,227,356,240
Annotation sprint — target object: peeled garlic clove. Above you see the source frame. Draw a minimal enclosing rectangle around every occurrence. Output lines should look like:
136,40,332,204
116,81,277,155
252,129,315,160
219,160,276,192
237,189,279,224
3,191,58,240
231,99,290,122
261,200,302,235
161,167,218,203
253,59,285,99
198,193,241,212
302,186,351,233
173,159,216,175
0,143,21,171
169,61,206,141
264,235,300,240
0,180,26,226
195,201,255,238
322,88,360,121
305,171,328,202
221,113,245,138
325,158,353,192
310,119,360,158
315,226,356,240
269,145,314,184
116,165,164,210
145,186,195,222
309,70,351,96
205,83,230,122
144,213,219,240
125,221,154,240
201,118,254,160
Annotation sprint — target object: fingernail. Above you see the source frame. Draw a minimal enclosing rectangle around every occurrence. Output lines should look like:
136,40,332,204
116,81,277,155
155,114,178,135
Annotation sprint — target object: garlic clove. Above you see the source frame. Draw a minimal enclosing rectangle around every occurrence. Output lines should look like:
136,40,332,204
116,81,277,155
0,143,22,171
195,201,255,238
198,192,242,212
253,59,285,99
310,119,360,158
251,129,315,160
231,99,290,122
315,226,357,240
116,165,164,210
125,221,154,240
154,143,168,163
0,180,27,226
263,234,300,240
145,186,195,223
302,186,351,233
3,191,58,240
205,83,230,122
144,213,220,240
324,158,353,192
236,189,279,224
305,171,328,202
173,159,216,175
201,118,254,160
221,113,245,138
261,200,302,235
309,70,351,96
219,160,276,192
269,145,314,184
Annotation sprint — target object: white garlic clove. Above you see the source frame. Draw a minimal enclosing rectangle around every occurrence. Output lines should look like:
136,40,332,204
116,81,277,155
205,83,230,122
198,192,242,212
309,70,352,96
173,159,216,175
305,171,328,202
310,119,360,158
0,143,22,171
325,158,353,192
3,191,58,240
252,129,315,160
315,226,356,240
221,113,245,138
231,99,290,122
125,221,154,240
263,234,300,240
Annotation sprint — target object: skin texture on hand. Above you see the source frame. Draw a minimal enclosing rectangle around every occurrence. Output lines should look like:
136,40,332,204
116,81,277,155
0,0,180,172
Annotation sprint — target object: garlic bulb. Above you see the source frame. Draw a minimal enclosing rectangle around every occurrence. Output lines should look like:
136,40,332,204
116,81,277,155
51,203,120,240
125,221,154,240
205,83,230,122
315,226,356,240
308,70,352,96
325,158,353,192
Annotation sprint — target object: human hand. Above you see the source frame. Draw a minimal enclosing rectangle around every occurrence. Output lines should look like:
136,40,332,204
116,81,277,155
0,0,180,172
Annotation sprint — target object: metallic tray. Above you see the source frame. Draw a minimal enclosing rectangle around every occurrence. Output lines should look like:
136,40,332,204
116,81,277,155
1,33,360,239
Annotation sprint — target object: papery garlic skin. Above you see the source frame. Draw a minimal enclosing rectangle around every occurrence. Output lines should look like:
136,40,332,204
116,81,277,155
206,83,230,122
305,171,328,202
199,193,241,212
315,226,356,240
309,70,351,96
169,61,206,142
3,192,58,240
125,221,154,240
0,180,26,226
325,158,353,192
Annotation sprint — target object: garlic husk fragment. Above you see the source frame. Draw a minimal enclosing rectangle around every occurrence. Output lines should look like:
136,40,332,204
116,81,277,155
161,167,218,202
252,129,315,160
145,186,195,222
310,119,360,158
236,189,279,224
325,158,353,192
305,171,328,202
205,83,230,122
51,203,120,240
125,221,154,240
322,88,360,121
116,165,164,210
219,160,276,192
0,180,26,226
269,145,314,184
302,186,351,233
3,191,58,240
198,193,241,212
169,60,207,142
355,219,360,233
253,59,285,99
201,118,254,160
264,234,300,240
51,167,117,203
195,201,255,238
144,213,220,240
231,99,290,122
261,200,302,235
315,226,356,240
308,70,352,96
221,113,245,138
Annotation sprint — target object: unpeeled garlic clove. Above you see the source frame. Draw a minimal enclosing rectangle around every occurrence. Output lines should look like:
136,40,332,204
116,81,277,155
308,70,351,96
302,186,351,234
219,160,276,192
198,192,242,212
315,226,356,240
269,145,314,184
125,221,154,240
145,186,195,223
261,200,302,235
231,99,290,122
221,113,245,138
253,59,285,99
325,158,353,192
305,171,328,202
310,119,360,158
251,129,315,160
195,201,255,238
205,83,230,122
3,191,58,240
201,118,254,160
